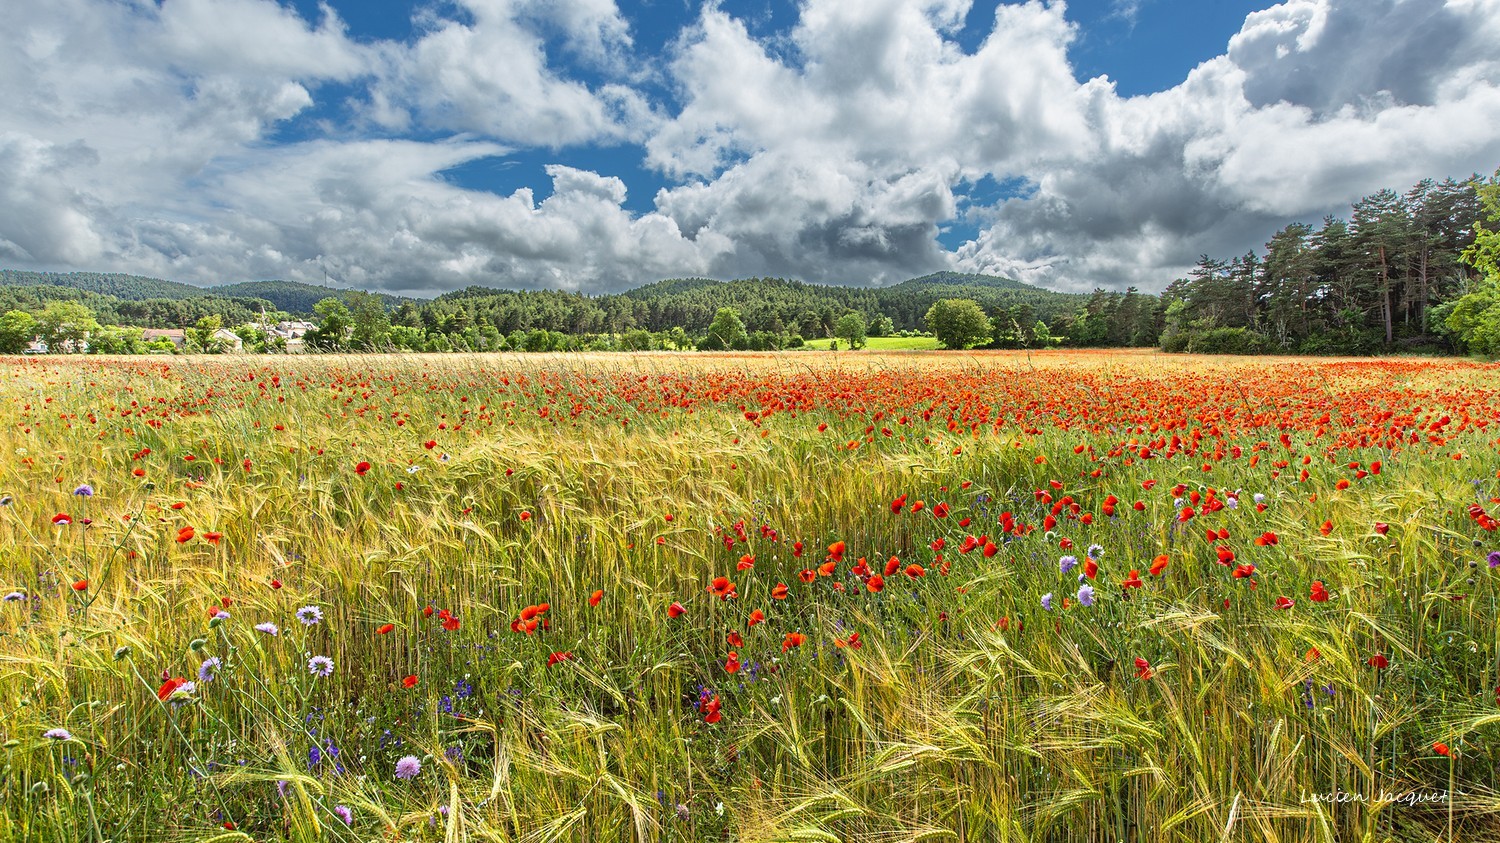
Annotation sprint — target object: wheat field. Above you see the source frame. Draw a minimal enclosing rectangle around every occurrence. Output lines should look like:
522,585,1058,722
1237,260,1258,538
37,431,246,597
2,350,1499,842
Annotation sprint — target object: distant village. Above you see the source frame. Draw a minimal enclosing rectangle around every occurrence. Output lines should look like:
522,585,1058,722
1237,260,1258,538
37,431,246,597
24,319,318,354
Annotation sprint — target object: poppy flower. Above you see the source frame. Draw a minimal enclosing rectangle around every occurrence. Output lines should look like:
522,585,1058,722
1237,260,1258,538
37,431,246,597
1134,658,1153,680
203,531,222,546
519,511,532,521
866,574,884,593
1319,520,1334,536
724,652,741,674
1374,522,1389,536
782,632,806,652
747,609,765,627
904,563,925,578
771,583,789,600
377,623,395,634
799,569,816,583
737,554,755,570
700,693,722,724
1434,742,1451,757
708,577,737,600
1149,555,1169,576
176,526,195,543
402,675,418,689
589,589,603,607
1232,564,1256,579
1121,570,1143,589
792,541,803,557
355,461,372,476
72,579,88,592
827,541,846,562
727,630,743,648
269,579,282,590
1310,581,1330,602
1306,647,1321,662
156,677,187,700
668,602,686,618
1274,596,1295,610
1368,653,1389,669
52,513,72,526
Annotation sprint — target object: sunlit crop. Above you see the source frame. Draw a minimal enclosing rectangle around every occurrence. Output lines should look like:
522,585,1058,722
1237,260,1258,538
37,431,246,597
2,350,1499,841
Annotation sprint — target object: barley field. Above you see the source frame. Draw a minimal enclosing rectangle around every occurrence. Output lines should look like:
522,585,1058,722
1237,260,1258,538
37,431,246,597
3,350,1500,842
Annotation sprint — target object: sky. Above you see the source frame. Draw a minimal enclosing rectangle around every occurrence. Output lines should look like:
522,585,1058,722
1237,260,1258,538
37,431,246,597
2,0,1498,297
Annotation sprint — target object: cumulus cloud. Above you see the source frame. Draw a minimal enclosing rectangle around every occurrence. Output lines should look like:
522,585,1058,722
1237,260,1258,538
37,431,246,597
0,0,1497,295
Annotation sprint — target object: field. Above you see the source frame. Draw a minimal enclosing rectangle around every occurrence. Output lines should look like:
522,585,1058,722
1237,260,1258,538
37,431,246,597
799,337,942,350
3,350,1500,842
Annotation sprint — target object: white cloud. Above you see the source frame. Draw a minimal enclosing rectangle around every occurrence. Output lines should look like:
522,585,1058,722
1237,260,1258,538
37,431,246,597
369,0,651,147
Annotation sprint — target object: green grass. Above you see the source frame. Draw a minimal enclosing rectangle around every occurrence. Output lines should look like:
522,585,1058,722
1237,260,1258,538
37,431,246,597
801,335,941,350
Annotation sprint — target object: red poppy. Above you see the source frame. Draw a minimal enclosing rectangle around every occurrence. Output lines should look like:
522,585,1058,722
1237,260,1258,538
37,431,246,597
708,576,737,600
1274,596,1295,610
737,554,755,570
904,563,925,578
72,579,88,592
782,632,806,652
668,602,686,618
1149,555,1169,576
724,652,741,674
771,583,789,600
519,511,532,521
798,569,816,583
1254,531,1279,546
547,651,574,667
176,526,195,543
1368,653,1389,669
1232,563,1256,579
1121,570,1143,589
157,676,187,700
1374,522,1389,535
1319,520,1334,536
1134,658,1153,680
589,589,603,607
727,630,743,648
402,675,418,689
1310,581,1329,602
377,623,395,634
866,574,885,593
203,531,223,546
52,513,72,526
747,609,765,627
355,461,372,476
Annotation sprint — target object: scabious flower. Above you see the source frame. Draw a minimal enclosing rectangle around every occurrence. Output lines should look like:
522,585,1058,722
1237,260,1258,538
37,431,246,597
198,657,221,683
1059,555,1078,575
255,622,279,636
1253,493,1267,504
1488,551,1500,569
334,805,353,825
1077,584,1095,607
295,605,323,626
1087,544,1104,559
307,656,334,677
1041,593,1054,611
395,755,422,780
73,484,94,497
44,728,71,740
3,591,24,602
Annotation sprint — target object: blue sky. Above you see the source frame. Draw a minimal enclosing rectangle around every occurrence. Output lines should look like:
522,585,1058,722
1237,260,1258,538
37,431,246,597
2,0,1497,296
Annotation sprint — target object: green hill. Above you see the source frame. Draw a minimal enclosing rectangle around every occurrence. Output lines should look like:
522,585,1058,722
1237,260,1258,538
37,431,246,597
0,270,204,300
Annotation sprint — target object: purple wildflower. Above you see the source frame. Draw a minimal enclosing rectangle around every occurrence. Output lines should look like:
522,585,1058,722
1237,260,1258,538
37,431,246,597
395,755,421,780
